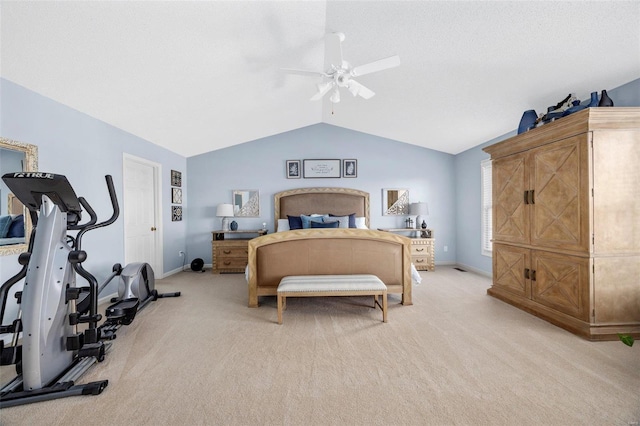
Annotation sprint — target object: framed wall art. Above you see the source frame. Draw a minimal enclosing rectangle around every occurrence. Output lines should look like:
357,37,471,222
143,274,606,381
286,160,301,179
342,159,357,178
171,170,182,187
172,188,182,204
172,205,183,221
303,159,340,178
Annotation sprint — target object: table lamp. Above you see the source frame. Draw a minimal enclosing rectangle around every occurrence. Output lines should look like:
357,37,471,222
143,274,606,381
409,202,429,229
216,203,235,231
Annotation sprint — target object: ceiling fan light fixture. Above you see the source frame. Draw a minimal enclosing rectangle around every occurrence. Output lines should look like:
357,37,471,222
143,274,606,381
347,81,359,97
330,89,341,103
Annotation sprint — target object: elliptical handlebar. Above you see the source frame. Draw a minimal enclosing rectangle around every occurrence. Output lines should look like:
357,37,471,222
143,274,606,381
68,197,97,231
75,175,119,248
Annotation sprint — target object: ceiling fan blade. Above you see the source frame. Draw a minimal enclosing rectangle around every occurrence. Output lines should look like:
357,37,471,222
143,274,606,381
347,80,375,99
325,32,345,68
351,55,401,77
281,68,327,77
310,81,335,101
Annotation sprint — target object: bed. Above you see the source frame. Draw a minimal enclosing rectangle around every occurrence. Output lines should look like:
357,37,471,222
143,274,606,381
247,187,413,307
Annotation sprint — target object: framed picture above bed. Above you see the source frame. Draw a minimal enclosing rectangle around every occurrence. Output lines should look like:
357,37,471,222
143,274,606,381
286,160,301,179
303,159,340,178
342,159,357,178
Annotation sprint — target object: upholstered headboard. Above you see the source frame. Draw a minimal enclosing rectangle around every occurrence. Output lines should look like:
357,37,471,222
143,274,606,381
274,187,370,230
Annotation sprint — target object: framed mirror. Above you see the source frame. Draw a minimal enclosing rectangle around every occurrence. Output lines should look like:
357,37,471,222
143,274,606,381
232,190,259,217
0,137,38,255
382,188,409,215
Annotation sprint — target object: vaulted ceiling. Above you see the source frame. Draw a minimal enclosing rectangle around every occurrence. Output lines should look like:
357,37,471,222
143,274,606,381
1,1,639,157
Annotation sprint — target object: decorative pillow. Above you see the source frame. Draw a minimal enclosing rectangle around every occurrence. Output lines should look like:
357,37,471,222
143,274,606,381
328,215,350,228
0,215,12,238
300,214,328,229
310,220,339,228
287,215,303,230
329,213,356,228
355,217,367,229
7,214,24,238
277,219,290,232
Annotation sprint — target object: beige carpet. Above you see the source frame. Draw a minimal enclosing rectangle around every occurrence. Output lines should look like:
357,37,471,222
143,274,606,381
1,267,638,425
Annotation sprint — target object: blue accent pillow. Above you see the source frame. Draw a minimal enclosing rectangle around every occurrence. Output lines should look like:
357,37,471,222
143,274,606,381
300,214,327,229
0,216,12,238
7,215,24,238
310,220,339,228
287,215,303,230
329,213,356,228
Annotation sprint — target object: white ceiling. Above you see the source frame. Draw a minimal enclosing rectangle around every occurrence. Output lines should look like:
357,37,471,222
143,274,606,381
1,1,639,157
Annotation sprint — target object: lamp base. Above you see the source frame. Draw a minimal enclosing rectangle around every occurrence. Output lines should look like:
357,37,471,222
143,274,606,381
221,217,230,231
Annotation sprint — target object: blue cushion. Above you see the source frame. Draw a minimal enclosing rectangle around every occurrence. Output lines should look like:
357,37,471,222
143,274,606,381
7,215,24,238
310,220,339,228
329,213,356,228
0,216,13,238
287,215,303,230
300,214,327,229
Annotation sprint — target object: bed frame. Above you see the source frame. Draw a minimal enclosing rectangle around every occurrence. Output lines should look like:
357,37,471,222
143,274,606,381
247,187,412,307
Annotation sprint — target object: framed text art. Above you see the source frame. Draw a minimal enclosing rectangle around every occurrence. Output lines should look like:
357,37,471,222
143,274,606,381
303,159,340,178
286,160,301,179
342,159,357,178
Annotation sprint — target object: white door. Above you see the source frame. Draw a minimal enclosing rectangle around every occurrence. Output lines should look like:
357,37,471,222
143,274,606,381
123,155,162,275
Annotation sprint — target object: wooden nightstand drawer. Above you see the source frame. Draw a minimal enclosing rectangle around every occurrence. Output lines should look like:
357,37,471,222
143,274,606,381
217,257,249,271
216,247,248,258
411,245,430,255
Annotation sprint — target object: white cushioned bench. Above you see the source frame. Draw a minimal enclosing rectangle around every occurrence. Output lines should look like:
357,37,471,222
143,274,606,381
276,274,387,324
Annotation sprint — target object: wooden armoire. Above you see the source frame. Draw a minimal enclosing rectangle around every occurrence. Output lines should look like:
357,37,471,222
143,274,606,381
483,107,640,341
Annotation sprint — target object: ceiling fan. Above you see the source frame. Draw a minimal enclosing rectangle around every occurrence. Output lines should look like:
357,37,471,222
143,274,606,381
283,32,401,103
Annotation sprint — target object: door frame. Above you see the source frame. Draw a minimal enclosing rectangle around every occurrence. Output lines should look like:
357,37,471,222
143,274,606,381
122,153,164,277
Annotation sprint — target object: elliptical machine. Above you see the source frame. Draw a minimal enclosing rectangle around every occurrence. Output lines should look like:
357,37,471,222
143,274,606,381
0,172,178,408
99,261,180,339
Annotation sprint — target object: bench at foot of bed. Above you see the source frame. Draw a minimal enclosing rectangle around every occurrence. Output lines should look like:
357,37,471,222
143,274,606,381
276,274,387,324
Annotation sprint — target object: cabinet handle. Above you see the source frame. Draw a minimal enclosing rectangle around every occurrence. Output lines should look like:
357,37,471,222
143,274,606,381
530,190,535,205
223,250,231,254
531,270,536,281
416,248,424,252
416,259,424,263
223,261,231,265
524,190,529,205
524,268,530,279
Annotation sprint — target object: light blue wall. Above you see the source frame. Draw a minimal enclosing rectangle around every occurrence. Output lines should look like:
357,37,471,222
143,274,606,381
453,77,640,275
2,75,638,287
0,78,187,290
186,124,457,265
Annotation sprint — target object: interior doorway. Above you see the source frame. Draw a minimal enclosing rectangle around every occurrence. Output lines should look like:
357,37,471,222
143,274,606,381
122,154,163,277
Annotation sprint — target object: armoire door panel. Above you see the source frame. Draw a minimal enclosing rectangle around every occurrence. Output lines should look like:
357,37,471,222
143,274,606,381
529,135,590,251
531,251,589,321
493,244,530,297
493,154,529,244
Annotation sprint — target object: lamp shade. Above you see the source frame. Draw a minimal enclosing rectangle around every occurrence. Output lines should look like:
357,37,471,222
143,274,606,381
216,203,235,218
409,202,429,216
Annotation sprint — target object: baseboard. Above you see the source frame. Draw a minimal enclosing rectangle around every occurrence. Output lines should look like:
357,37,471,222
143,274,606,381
453,262,492,278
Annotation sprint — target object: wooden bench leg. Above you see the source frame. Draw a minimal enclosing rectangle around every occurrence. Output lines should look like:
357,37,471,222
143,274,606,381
277,294,284,324
382,291,387,323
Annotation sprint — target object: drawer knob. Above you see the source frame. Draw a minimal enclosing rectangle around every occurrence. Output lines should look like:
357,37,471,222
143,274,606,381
224,261,231,265
416,248,424,252
223,250,231,254
416,259,424,263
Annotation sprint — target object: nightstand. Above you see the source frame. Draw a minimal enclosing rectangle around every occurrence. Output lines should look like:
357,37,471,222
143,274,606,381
377,228,435,271
211,229,267,274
